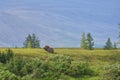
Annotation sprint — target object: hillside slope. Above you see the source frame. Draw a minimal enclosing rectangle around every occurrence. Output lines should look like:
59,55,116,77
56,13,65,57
0,48,120,80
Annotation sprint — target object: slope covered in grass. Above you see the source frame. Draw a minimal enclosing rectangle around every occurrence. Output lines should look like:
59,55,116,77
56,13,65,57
0,48,120,80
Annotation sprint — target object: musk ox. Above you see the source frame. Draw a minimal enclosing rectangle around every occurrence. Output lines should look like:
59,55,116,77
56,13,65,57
43,45,54,53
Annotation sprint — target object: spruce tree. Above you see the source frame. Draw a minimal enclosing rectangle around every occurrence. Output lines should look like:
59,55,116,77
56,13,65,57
104,37,113,50
23,34,32,48
113,42,117,49
35,39,40,48
118,24,120,44
23,33,40,48
80,32,87,49
31,33,36,48
86,33,94,50
31,33,40,48
27,41,32,48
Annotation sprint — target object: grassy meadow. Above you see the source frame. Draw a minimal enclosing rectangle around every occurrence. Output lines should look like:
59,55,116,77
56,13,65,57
0,48,120,80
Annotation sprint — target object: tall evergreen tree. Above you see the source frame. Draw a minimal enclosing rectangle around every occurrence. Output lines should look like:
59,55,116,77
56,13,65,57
118,24,120,44
86,33,94,50
31,33,40,48
35,39,40,48
80,32,87,49
23,33,40,48
104,37,113,50
113,42,117,49
27,41,32,48
23,34,32,48
31,33,36,48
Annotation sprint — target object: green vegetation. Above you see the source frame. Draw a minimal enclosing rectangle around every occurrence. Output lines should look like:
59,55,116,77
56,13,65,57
0,49,14,64
80,32,94,50
104,37,113,50
23,33,40,48
113,42,117,49
101,63,120,80
86,33,94,50
0,48,120,80
80,32,87,49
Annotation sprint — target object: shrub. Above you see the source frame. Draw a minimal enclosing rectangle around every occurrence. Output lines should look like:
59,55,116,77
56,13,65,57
33,64,61,80
0,52,6,64
6,48,14,62
101,63,120,80
0,66,19,80
21,75,33,80
6,54,95,80
7,57,38,77
32,55,72,80
0,49,14,64
65,62,94,77
48,55,73,73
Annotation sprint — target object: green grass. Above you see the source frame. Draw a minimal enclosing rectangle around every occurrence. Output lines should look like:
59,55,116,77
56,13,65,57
0,48,120,80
